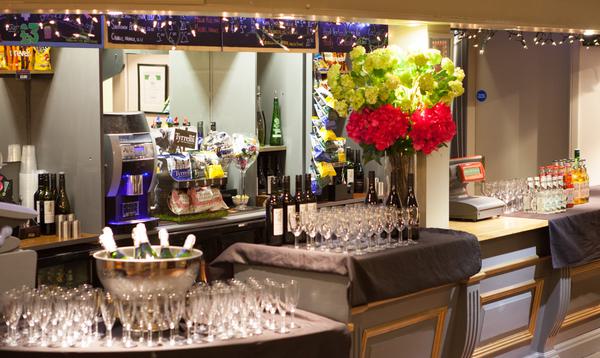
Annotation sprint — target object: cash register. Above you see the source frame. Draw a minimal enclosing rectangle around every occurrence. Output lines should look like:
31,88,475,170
449,156,504,221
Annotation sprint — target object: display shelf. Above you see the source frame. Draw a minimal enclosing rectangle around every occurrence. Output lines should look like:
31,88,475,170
0,70,54,78
170,177,227,189
259,145,287,153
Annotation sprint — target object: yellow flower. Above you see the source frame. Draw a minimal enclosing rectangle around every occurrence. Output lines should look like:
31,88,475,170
441,57,455,74
351,89,365,110
398,70,413,87
408,53,427,67
328,63,341,80
454,68,465,81
425,49,442,65
449,80,464,96
349,46,366,61
379,87,390,101
384,73,401,90
334,99,349,117
340,74,355,89
440,94,454,105
418,73,435,92
365,86,379,104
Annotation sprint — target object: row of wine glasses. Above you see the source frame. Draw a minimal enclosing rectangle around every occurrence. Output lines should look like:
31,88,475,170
288,204,418,255
482,178,528,213
1,279,300,348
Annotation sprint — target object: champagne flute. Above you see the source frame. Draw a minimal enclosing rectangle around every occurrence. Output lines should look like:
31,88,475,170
117,294,137,348
99,292,116,347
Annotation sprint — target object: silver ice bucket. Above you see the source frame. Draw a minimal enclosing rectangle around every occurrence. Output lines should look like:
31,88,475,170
93,246,202,297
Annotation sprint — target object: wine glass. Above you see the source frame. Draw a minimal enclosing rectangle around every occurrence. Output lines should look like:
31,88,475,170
285,280,300,329
275,283,290,334
100,292,117,347
117,294,137,348
1,290,22,346
232,133,259,210
167,293,185,345
288,211,303,249
305,220,317,251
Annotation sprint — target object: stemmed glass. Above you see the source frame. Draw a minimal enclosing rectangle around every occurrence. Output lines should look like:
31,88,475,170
99,292,116,347
1,290,22,346
305,220,317,251
275,283,290,334
117,294,137,348
289,211,303,249
286,280,300,329
406,207,418,245
383,210,396,249
167,293,185,345
231,133,259,210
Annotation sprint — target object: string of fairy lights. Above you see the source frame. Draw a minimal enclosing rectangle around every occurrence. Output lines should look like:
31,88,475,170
453,28,600,54
1,13,99,42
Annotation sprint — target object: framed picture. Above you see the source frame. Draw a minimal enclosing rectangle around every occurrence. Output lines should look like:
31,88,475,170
137,64,168,113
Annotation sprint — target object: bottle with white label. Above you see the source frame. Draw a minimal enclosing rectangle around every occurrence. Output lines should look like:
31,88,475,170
266,177,284,245
37,173,56,235
304,174,317,212
280,176,295,245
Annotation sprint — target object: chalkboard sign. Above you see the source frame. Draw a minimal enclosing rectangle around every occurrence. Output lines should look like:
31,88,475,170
0,13,103,48
318,22,388,53
221,17,317,51
106,15,221,49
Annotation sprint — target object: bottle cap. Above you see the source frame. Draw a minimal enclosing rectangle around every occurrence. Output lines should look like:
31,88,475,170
158,228,170,247
135,223,150,243
183,234,196,250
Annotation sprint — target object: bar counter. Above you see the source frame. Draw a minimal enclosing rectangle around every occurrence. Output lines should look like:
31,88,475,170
0,309,350,358
449,194,600,358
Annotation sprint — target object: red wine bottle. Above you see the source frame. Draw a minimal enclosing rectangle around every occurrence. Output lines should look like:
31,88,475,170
365,171,378,205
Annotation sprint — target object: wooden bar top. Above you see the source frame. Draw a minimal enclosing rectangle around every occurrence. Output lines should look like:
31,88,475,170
449,216,548,242
20,233,98,250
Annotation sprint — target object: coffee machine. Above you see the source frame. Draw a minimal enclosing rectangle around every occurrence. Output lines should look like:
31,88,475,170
103,112,159,232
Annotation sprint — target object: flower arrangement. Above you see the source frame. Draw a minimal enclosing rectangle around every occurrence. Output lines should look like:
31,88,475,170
327,45,465,162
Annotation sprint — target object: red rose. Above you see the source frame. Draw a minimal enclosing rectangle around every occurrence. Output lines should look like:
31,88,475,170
346,105,410,151
409,103,456,155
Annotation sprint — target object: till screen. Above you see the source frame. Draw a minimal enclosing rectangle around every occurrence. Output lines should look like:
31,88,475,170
463,167,481,177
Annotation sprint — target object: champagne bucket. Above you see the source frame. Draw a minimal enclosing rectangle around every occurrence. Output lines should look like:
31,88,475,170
93,246,202,298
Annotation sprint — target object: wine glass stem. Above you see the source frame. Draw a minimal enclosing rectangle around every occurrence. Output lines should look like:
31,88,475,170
241,170,246,196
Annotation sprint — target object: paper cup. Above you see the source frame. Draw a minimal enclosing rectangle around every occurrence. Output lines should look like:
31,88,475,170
7,144,21,162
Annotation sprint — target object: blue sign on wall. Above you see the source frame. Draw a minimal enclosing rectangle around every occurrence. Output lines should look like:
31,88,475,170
476,90,487,102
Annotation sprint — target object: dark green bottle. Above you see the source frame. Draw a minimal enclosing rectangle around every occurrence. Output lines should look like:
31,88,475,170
269,95,283,146
158,228,174,259
56,172,72,215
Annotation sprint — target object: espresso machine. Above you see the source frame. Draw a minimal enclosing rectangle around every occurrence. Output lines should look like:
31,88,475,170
103,112,159,233
449,156,505,221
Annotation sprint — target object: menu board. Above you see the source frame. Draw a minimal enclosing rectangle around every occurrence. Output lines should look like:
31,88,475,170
0,13,103,48
106,15,221,49
319,22,388,53
221,17,318,51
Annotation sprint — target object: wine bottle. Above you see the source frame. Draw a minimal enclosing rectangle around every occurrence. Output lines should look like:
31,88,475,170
34,173,44,224
257,157,267,195
345,148,355,187
406,173,420,241
365,171,379,205
354,149,365,193
55,172,72,215
100,228,128,259
158,228,174,259
269,94,283,146
134,223,158,259
266,177,284,246
266,156,275,195
49,173,57,200
196,121,204,148
280,176,295,244
386,173,402,209
39,173,56,235
304,174,317,211
295,175,307,213
256,86,267,146
176,234,196,258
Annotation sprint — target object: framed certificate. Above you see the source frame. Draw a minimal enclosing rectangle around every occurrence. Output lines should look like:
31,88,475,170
137,64,168,113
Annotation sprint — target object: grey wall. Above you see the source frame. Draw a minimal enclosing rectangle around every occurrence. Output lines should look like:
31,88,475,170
474,35,570,180
257,53,306,177
30,48,103,233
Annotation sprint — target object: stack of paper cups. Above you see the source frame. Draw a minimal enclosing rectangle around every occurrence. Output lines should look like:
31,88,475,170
19,145,38,210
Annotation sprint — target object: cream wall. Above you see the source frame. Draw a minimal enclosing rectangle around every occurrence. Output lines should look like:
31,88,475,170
473,35,570,181
570,47,600,186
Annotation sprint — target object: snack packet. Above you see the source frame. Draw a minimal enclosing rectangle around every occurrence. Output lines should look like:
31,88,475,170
33,47,51,71
168,189,191,215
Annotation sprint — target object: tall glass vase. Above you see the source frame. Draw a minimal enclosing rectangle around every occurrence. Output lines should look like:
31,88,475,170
387,151,412,202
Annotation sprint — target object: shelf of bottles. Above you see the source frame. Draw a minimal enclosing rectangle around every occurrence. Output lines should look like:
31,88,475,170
484,149,590,215
33,172,79,239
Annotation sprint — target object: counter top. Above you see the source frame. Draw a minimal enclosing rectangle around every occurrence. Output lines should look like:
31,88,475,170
449,216,548,242
19,209,266,251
